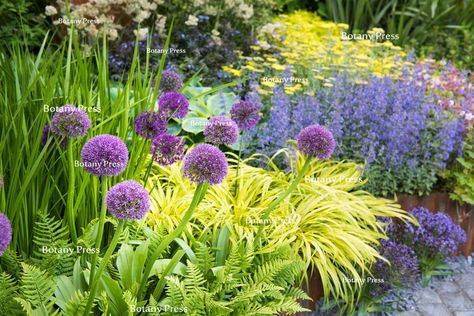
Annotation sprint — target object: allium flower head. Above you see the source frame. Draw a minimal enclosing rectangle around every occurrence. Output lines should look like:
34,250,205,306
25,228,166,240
151,134,185,166
297,124,336,159
81,135,129,177
183,144,228,186
134,111,167,139
106,180,150,220
0,213,12,256
230,100,261,130
41,124,68,150
159,70,183,93
158,92,189,119
51,105,91,138
204,116,239,145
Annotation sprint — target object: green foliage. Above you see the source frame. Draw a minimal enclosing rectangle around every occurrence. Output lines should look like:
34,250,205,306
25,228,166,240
0,0,49,49
157,238,310,316
0,272,22,315
318,0,474,69
15,263,57,315
32,211,75,276
442,128,474,205
146,151,412,309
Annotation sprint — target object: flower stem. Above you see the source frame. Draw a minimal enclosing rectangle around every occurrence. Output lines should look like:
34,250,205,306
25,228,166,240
232,130,245,201
67,140,77,243
83,220,125,315
137,182,207,300
89,177,108,288
255,157,313,243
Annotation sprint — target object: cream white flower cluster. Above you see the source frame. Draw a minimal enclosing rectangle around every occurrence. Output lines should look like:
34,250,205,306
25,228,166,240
45,0,166,42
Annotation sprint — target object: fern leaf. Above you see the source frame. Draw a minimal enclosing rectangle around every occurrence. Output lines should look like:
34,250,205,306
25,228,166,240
64,290,91,315
0,272,22,315
18,263,56,312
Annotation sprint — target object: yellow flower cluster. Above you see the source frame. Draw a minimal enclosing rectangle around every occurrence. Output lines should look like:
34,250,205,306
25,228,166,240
223,11,410,95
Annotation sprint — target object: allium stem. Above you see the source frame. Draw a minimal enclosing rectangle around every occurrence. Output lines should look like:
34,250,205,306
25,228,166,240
67,141,77,243
83,220,125,315
232,130,245,201
137,182,207,300
89,177,108,289
255,157,313,242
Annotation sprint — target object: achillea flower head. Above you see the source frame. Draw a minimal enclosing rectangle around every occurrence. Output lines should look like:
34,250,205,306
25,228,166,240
204,116,239,145
134,111,167,139
159,70,183,93
158,92,189,119
297,124,335,159
41,124,68,150
51,105,91,138
183,144,228,185
230,100,261,130
151,134,185,166
106,180,150,220
0,213,12,256
81,135,129,177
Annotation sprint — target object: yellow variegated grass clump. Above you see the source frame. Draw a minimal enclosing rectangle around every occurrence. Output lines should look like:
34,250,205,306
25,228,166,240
145,151,413,305
225,11,412,95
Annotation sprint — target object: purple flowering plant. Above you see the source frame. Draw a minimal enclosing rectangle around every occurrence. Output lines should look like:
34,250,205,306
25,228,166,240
247,71,465,197
385,207,466,286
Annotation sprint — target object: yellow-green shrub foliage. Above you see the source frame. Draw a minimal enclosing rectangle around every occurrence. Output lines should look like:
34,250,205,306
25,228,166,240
145,151,412,306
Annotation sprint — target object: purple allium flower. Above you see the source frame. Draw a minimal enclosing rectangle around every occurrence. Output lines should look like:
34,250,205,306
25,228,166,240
158,92,189,119
106,180,150,220
159,70,183,93
230,100,261,130
183,144,228,186
41,124,68,150
297,124,336,159
134,111,167,139
0,213,12,256
151,134,185,166
204,116,239,145
50,105,91,138
81,135,129,177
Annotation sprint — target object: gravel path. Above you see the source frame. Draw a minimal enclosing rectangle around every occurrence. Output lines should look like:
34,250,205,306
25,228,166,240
395,255,474,316
312,255,474,315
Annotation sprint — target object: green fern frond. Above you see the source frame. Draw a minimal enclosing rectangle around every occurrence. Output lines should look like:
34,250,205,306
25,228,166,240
0,272,22,315
0,248,22,278
18,263,56,312
32,211,75,276
64,290,91,315
183,261,206,289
